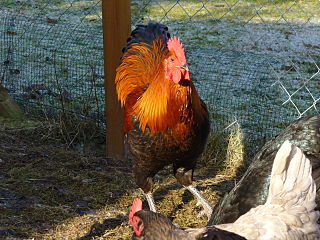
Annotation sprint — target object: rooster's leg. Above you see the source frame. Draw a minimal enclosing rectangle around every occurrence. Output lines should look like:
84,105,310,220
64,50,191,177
174,167,213,219
187,185,213,220
145,192,157,212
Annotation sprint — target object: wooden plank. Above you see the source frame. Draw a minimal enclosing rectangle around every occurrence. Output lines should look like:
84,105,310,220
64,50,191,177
102,0,131,158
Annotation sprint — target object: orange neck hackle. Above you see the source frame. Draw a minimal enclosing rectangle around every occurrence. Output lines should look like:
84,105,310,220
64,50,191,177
115,37,205,134
132,78,206,134
115,38,168,107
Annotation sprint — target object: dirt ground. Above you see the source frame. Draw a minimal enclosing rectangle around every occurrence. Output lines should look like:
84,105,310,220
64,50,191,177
0,117,244,240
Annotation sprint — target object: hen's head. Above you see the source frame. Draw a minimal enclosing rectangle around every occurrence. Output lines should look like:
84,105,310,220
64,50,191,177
129,198,144,236
129,198,193,239
165,36,190,84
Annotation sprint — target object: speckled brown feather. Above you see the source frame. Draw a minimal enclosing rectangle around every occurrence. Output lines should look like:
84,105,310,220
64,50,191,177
129,100,210,192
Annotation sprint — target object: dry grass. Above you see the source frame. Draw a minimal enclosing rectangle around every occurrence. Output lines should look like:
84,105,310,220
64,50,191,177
199,123,245,177
224,124,245,176
0,118,246,239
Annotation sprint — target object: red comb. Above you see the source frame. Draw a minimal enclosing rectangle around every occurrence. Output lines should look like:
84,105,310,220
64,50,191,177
129,198,143,224
167,36,187,63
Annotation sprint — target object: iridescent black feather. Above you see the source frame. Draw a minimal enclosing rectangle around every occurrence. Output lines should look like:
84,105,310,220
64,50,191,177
122,22,170,54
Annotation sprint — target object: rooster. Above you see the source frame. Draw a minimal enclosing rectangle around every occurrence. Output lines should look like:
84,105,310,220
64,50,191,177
115,22,211,217
129,141,320,240
210,115,320,225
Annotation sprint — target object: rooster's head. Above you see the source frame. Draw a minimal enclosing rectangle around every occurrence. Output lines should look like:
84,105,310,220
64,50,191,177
165,36,190,84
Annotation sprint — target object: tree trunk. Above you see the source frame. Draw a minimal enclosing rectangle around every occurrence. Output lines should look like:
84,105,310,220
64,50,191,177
0,85,24,120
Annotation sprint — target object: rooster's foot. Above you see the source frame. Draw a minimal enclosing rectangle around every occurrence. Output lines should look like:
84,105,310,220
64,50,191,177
187,185,213,220
196,200,213,219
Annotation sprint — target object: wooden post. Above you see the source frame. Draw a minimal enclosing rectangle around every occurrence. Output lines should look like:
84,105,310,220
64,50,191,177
102,0,131,158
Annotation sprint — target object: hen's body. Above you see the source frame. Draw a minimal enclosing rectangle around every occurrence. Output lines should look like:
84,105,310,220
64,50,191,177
130,200,246,240
130,141,320,240
116,22,210,214
210,115,320,225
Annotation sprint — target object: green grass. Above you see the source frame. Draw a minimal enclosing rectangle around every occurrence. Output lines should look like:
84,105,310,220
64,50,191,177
133,0,319,23
1,0,104,124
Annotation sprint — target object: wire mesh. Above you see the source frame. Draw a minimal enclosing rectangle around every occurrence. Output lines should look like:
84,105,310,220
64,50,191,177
1,0,319,156
0,0,104,124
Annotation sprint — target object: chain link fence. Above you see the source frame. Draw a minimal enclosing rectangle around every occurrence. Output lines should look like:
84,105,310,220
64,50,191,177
1,0,319,155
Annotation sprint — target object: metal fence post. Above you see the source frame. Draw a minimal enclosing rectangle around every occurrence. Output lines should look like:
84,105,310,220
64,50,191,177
102,0,131,158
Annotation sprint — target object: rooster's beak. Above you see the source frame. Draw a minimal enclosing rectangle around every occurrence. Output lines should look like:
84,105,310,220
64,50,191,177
181,64,190,81
181,64,189,72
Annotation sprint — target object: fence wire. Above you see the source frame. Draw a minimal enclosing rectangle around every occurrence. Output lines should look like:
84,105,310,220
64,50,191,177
0,0,104,125
1,0,320,156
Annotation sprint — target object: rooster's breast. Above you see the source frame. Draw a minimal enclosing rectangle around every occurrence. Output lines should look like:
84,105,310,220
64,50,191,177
127,116,210,169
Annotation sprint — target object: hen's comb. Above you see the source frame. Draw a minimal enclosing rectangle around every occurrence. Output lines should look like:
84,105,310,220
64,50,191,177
129,198,143,224
167,36,187,63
